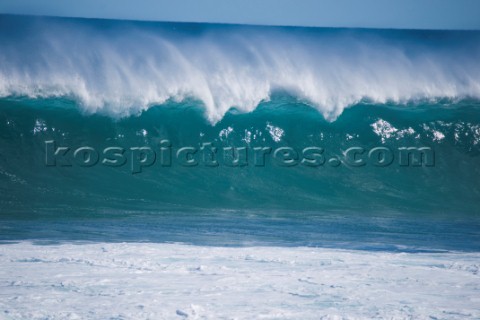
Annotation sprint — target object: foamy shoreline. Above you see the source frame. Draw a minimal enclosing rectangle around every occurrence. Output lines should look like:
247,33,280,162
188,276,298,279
1,242,479,319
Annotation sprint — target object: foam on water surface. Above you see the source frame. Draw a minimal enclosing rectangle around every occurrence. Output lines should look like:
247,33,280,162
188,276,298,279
0,242,479,319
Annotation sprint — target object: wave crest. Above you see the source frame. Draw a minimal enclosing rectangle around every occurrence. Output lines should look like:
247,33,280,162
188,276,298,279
1,16,480,122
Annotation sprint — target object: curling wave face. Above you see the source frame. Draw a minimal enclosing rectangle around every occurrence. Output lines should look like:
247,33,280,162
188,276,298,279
0,97,479,214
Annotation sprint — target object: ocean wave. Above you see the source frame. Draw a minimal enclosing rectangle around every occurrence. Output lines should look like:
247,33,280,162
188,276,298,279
1,96,479,213
0,15,479,123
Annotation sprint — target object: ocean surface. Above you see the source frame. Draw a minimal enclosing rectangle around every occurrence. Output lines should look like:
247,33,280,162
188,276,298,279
0,15,480,319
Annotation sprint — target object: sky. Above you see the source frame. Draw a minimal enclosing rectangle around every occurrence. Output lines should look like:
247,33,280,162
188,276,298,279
0,0,479,30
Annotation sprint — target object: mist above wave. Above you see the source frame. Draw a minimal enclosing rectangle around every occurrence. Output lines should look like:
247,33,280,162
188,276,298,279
0,16,479,123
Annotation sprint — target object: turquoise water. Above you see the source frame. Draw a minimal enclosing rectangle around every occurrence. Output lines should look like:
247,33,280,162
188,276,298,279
0,15,480,252
1,98,479,251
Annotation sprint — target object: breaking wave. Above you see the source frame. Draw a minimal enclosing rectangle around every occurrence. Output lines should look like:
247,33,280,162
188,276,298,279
0,15,479,123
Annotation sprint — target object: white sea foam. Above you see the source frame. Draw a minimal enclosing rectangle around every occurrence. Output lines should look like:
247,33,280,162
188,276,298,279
0,242,479,319
371,119,398,143
0,19,479,123
219,126,234,140
432,130,446,141
266,123,285,142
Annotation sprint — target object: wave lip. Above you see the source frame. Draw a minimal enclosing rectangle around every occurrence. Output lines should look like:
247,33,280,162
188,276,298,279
1,16,480,122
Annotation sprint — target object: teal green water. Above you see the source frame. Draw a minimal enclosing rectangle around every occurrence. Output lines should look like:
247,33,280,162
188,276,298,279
0,98,479,251
1,97,479,213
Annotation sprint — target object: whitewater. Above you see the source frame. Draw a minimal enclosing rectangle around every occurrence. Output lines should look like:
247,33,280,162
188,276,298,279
1,242,479,319
0,15,479,122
